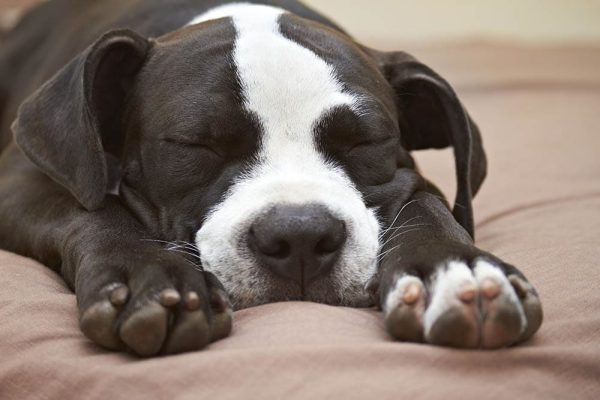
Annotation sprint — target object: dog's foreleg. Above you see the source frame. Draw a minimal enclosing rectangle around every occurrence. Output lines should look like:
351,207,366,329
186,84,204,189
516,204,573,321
375,190,542,349
0,148,232,356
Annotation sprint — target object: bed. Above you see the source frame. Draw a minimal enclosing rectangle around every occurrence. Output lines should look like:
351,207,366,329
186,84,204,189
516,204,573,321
1,7,599,398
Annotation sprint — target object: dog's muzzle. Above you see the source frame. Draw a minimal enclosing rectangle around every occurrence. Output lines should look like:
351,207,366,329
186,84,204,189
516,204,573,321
195,161,380,309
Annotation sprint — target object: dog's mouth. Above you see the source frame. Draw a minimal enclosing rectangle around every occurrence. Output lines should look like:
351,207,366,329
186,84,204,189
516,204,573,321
218,263,377,310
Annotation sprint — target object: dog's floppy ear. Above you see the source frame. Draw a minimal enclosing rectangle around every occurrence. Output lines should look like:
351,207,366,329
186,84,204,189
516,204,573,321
12,29,152,210
369,49,487,238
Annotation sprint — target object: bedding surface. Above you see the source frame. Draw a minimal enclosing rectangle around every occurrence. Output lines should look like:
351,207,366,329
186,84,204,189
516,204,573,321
1,43,599,400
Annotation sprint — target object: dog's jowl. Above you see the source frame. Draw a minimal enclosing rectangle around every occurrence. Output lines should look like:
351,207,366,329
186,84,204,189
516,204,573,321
0,0,542,356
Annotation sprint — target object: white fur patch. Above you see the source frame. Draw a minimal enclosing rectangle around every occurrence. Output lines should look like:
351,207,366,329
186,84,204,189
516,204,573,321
423,261,476,339
188,4,379,308
384,275,423,316
473,259,527,332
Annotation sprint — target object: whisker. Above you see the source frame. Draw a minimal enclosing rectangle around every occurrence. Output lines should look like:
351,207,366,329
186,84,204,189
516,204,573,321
141,239,203,270
164,241,199,252
172,241,199,251
163,247,201,260
166,243,200,254
378,223,431,248
141,238,200,254
377,244,402,262
161,249,204,271
378,199,420,237
379,216,423,239
377,228,424,261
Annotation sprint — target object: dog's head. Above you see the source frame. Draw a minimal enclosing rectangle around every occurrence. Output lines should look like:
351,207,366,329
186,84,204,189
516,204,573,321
12,4,485,309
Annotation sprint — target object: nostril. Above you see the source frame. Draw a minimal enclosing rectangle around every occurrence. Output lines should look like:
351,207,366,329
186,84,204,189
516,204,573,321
315,239,335,255
264,241,291,259
315,221,346,255
248,227,291,259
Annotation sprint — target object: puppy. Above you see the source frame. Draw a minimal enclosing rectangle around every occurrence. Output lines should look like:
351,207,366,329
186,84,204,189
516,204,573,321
0,0,542,356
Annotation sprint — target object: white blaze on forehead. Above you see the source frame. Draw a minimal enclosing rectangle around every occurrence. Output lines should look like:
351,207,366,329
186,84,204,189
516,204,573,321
187,3,265,26
187,4,378,309
189,3,357,165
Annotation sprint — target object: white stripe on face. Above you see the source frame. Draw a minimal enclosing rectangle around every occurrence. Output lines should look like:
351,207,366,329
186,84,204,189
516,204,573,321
188,4,380,309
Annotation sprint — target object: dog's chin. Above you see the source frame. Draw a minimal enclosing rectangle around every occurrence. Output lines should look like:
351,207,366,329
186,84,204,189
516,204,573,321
231,281,376,310
204,260,377,310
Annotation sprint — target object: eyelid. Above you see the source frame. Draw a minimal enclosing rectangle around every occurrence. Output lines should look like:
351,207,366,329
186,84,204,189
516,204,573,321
161,137,223,157
351,136,396,149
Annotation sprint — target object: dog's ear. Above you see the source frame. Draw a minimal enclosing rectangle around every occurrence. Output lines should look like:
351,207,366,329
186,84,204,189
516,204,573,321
368,49,487,238
12,29,152,210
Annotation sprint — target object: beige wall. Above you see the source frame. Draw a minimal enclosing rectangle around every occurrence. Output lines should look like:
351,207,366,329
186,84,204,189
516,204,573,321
303,0,600,47
2,1,600,46
0,0,39,29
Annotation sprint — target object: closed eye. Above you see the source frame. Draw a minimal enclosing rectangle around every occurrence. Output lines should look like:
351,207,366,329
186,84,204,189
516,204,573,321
348,136,397,152
161,137,223,158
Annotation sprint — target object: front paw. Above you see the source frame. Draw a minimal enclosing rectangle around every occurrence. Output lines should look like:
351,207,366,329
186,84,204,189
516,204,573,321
380,251,542,349
76,248,232,356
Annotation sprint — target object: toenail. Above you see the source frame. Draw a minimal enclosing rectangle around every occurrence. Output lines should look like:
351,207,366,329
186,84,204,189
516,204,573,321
159,288,181,307
185,291,201,311
481,279,501,299
458,284,477,303
402,283,421,305
110,286,129,306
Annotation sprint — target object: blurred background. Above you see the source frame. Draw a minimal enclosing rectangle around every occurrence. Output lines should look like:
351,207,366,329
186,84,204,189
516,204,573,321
304,0,600,48
2,0,600,46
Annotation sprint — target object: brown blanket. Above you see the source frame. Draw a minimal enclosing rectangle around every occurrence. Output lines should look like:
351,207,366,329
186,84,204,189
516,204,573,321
1,43,599,400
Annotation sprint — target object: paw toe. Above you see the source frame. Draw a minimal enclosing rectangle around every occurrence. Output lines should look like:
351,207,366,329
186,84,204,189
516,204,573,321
385,305,424,342
427,307,480,348
474,261,528,348
80,300,121,350
424,261,480,348
164,310,211,354
481,298,524,348
509,275,543,342
211,310,233,342
383,276,425,342
209,289,233,341
120,302,168,356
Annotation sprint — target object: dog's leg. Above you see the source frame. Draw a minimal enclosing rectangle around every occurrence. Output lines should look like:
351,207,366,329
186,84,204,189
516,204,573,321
376,190,543,349
0,150,232,356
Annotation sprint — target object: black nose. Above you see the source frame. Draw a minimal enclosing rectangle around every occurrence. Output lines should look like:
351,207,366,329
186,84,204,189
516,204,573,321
247,204,347,288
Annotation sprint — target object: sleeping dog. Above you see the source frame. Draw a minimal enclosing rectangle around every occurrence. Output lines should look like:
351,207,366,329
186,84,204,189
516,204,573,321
0,0,542,356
